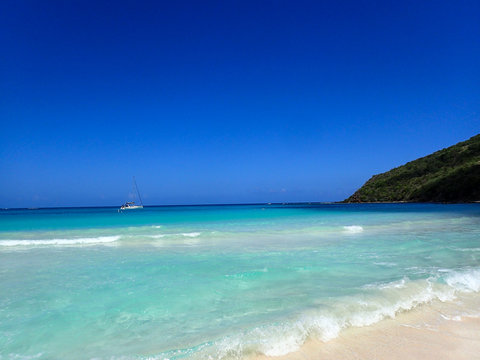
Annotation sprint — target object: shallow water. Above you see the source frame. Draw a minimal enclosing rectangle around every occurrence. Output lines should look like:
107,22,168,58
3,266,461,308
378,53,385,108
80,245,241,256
1,203,479,359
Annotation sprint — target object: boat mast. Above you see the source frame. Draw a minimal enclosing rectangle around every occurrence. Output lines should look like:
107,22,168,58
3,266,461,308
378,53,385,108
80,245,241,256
133,176,143,206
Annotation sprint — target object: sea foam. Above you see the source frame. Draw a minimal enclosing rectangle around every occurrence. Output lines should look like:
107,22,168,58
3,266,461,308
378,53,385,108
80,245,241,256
146,232,201,239
445,269,480,292
343,225,364,233
148,234,166,239
181,232,201,237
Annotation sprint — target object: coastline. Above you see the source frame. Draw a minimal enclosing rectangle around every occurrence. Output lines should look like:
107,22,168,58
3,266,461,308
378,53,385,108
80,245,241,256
252,294,480,360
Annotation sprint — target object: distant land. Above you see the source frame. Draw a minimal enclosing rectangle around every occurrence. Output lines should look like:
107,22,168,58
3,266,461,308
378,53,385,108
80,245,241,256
344,134,480,203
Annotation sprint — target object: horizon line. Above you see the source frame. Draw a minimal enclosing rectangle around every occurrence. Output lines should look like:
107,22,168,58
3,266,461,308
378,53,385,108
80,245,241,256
2,201,344,210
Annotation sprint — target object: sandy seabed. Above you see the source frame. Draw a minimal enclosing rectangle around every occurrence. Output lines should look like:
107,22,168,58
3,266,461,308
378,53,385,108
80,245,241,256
253,294,480,360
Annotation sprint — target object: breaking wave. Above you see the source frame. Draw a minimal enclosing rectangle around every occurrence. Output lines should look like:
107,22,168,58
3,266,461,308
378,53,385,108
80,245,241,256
181,232,201,237
343,225,364,234
156,268,480,359
0,236,120,247
146,232,201,239
445,268,480,292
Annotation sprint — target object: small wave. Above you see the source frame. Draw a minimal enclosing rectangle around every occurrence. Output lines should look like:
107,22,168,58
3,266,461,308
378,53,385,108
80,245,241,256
373,262,398,267
2,353,44,360
0,236,120,247
343,225,364,234
145,232,200,239
181,232,201,237
439,308,480,322
454,247,480,252
440,314,463,321
363,278,406,290
225,268,269,279
445,269,480,292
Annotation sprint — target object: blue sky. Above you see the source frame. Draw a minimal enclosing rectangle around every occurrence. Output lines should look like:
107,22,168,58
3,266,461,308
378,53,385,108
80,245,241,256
1,0,479,207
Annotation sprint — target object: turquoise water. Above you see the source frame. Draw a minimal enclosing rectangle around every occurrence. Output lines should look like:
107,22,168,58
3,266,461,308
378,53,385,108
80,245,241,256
1,203,480,359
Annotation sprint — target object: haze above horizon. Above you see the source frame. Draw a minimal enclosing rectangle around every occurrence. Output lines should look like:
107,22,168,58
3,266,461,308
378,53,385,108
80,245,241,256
1,0,479,207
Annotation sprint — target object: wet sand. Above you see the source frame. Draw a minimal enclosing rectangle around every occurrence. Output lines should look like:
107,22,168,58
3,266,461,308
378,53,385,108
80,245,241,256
254,295,480,360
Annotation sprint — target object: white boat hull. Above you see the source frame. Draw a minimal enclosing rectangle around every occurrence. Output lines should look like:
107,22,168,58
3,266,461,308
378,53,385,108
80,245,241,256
120,205,143,210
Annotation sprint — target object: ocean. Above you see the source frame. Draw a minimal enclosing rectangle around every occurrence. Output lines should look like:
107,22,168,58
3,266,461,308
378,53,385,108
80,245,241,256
1,203,479,359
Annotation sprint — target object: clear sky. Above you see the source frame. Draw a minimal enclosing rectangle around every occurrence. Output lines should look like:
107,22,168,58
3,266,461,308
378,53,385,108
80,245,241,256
1,1,479,207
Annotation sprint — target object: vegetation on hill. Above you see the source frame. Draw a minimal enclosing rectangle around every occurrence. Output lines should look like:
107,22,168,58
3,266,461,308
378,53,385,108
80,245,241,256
344,134,480,203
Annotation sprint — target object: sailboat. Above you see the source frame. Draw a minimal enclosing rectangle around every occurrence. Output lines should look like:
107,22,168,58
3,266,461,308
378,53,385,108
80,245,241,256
119,177,144,211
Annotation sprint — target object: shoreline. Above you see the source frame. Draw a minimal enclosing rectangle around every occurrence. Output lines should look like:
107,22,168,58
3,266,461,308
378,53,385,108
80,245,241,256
252,294,480,360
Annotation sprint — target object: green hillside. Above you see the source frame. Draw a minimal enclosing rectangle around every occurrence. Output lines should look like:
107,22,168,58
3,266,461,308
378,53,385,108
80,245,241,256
344,134,480,203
